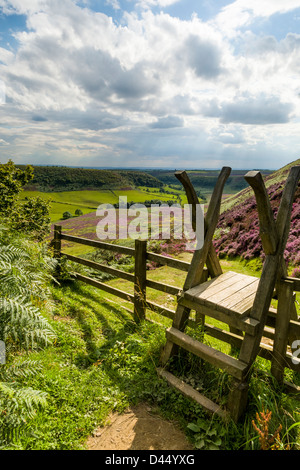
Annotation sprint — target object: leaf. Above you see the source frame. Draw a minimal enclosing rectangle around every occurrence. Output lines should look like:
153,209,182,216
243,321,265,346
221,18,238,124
208,443,220,450
187,423,201,433
195,438,205,449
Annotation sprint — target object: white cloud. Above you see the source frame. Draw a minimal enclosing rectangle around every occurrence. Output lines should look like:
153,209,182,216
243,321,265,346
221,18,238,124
0,0,300,169
213,0,300,37
136,0,181,9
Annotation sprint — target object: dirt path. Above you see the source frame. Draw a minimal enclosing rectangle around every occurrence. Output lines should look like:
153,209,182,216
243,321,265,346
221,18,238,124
86,403,194,451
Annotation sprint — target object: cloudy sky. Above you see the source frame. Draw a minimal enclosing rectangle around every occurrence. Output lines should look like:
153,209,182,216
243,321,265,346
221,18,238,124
0,0,300,169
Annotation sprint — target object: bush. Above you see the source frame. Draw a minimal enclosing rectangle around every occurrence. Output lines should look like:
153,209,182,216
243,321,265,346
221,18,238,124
62,211,73,220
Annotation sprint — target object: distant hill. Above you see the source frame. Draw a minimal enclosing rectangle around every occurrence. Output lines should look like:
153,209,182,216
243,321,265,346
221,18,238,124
147,168,273,195
214,159,300,271
17,165,163,192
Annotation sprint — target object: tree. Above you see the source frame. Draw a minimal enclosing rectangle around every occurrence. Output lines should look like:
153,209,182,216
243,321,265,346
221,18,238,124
0,160,33,216
10,197,51,241
0,160,51,241
62,211,72,220
75,208,83,217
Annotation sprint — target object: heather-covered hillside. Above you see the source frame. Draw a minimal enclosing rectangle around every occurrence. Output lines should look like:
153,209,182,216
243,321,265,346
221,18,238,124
214,162,300,273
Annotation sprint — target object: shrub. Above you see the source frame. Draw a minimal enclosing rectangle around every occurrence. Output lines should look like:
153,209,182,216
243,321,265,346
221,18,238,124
62,211,73,220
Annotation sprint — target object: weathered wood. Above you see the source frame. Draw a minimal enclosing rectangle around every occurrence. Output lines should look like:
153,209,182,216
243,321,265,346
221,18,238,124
244,171,278,255
218,279,259,310
60,233,135,256
61,252,135,282
182,272,260,320
134,240,147,322
239,166,300,366
179,297,259,335
160,303,191,365
166,327,248,380
73,272,134,303
157,368,229,419
175,170,222,278
145,300,175,320
146,251,191,271
53,225,62,258
283,276,300,292
184,271,237,299
146,279,180,296
271,280,295,384
183,167,231,291
227,381,249,422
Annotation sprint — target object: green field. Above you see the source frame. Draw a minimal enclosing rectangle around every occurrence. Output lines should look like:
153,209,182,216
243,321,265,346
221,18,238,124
21,188,181,223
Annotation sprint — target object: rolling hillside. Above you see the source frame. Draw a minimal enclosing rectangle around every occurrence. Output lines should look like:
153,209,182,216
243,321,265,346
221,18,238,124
18,165,163,192
214,159,300,272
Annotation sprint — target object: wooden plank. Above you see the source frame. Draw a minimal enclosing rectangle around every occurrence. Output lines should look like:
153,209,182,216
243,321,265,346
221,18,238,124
244,171,278,255
60,233,135,256
201,274,256,303
53,225,62,258
271,280,294,383
194,272,241,300
183,167,231,291
185,271,237,300
175,170,222,279
239,166,300,366
276,166,300,243
61,252,135,282
283,276,300,292
134,240,147,322
73,272,134,303
145,300,175,321
179,297,259,335
146,279,180,296
157,368,229,419
146,251,191,271
228,292,257,315
166,327,248,380
218,279,259,309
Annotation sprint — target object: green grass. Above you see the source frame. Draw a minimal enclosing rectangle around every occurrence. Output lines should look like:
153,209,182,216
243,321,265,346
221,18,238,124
6,251,300,450
21,188,181,223
9,280,205,450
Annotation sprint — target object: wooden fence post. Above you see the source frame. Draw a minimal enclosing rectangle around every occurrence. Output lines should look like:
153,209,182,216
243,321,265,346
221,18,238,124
271,280,294,384
134,239,147,322
53,225,62,259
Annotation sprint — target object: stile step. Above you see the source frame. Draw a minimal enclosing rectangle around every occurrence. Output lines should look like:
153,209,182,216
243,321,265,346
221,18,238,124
166,327,248,380
157,368,229,419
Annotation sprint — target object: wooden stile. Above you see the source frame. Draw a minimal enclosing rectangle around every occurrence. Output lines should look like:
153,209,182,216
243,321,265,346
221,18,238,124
51,165,300,422
158,164,300,422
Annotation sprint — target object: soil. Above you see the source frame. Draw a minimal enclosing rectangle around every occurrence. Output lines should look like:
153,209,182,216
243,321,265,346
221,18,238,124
86,403,194,451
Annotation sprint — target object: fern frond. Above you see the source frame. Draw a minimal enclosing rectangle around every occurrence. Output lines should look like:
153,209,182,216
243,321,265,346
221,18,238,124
0,360,43,381
0,296,56,349
0,380,48,445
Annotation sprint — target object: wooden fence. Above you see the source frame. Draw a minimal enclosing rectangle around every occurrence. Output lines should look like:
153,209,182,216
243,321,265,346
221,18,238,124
53,224,191,324
53,224,300,383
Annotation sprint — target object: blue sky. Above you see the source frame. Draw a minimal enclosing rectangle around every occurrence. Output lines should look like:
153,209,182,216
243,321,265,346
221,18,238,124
1,1,300,169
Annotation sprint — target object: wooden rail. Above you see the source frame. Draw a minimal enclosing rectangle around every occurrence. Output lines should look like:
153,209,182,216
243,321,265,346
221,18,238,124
53,225,300,377
53,225,191,323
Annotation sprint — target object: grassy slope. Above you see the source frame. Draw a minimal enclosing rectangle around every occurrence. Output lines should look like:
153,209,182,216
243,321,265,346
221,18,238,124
214,158,300,272
22,188,181,223
13,257,300,450
13,160,300,450
220,158,300,213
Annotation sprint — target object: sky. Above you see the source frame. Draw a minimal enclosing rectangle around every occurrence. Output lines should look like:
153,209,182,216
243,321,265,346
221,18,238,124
1,1,300,169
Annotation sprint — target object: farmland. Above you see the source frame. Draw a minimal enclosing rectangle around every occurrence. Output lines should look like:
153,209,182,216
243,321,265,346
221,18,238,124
21,187,182,223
